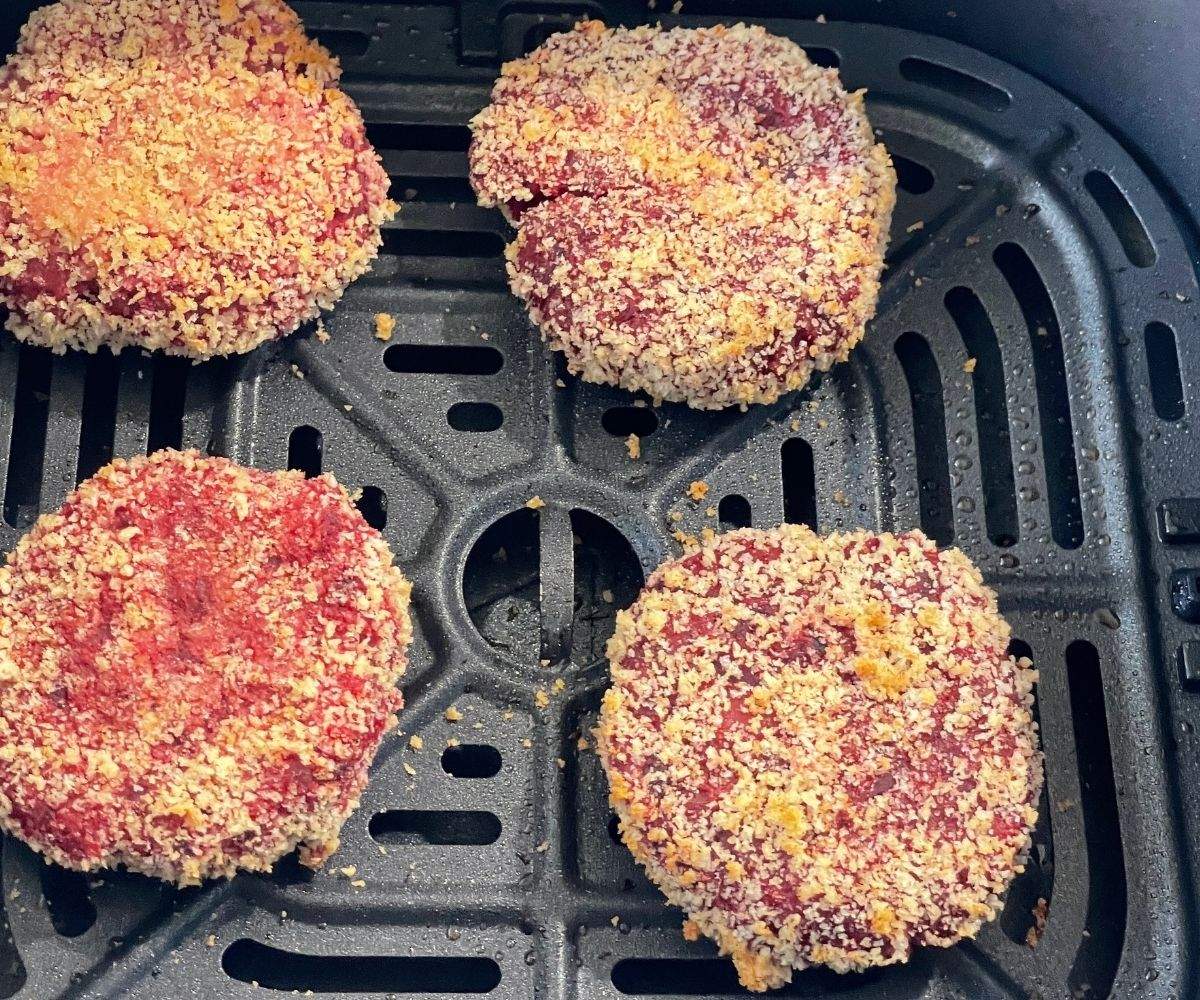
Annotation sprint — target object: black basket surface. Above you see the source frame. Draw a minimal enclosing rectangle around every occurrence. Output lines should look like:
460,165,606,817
0,2,1197,999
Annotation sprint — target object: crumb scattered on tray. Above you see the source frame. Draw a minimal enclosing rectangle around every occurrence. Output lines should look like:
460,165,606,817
688,480,709,501
1026,898,1049,947
626,433,641,460
526,496,545,510
535,689,550,709
444,706,463,722
374,312,396,341
408,734,423,751
963,357,977,374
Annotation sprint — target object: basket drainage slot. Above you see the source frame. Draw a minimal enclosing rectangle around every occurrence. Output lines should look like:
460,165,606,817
365,123,471,153
385,344,504,376
611,958,882,995
892,155,935,195
77,349,120,483
993,243,1083,548
39,865,96,938
781,439,817,529
3,343,51,530
1144,322,1184,421
945,287,1018,545
147,355,188,453
718,494,752,530
222,940,501,993
309,28,370,60
287,425,323,477
898,58,1010,111
355,486,387,530
895,333,953,544
369,810,501,846
1065,640,1126,999
442,744,502,778
1083,170,1156,267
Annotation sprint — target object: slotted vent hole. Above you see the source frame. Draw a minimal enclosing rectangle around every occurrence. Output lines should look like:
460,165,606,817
464,507,540,661
3,343,51,529
894,333,953,544
309,28,370,61
607,813,622,845
287,425,323,477
448,401,503,432
892,154,935,195
1065,640,1126,999
993,243,1083,548
39,865,96,938
601,406,659,438
718,494,752,530
781,439,817,529
368,810,501,846
355,486,387,529
76,349,120,483
365,123,471,152
999,639,1055,945
802,46,839,68
392,175,477,204
571,509,644,664
385,344,504,376
1144,321,1184,421
222,940,501,993
1083,170,1156,267
147,355,188,453
944,287,1019,546
611,959,882,995
898,57,1011,111
441,744,502,779
381,229,507,259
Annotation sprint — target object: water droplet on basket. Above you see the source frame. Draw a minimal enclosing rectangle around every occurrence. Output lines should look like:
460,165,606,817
1017,460,1035,475
952,455,972,471
956,497,975,513
1018,485,1040,502
999,553,1019,569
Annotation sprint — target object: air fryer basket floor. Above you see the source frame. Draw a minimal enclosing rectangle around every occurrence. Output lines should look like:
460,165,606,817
0,4,1197,999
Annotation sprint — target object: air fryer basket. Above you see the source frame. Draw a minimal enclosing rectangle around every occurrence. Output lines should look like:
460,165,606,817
0,2,1197,998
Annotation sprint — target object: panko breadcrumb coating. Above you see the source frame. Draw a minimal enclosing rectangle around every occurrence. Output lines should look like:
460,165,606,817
597,525,1041,990
0,0,395,358
469,21,895,409
0,450,412,885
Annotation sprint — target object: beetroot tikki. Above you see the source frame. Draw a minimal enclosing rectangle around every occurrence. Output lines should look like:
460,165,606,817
0,451,412,885
469,21,895,409
0,0,394,358
597,525,1041,990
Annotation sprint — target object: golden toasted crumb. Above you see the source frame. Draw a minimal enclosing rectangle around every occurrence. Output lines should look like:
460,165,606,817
339,865,357,878
408,734,423,751
688,481,710,501
374,313,396,341
526,496,545,510
1026,897,1049,947
444,706,463,722
963,357,977,373
626,434,641,460
535,689,550,709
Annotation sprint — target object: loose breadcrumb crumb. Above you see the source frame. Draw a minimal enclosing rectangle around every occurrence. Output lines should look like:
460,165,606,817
408,735,423,751
626,434,641,460
526,496,545,510
688,481,710,501
374,313,396,341
963,357,977,373
445,706,463,722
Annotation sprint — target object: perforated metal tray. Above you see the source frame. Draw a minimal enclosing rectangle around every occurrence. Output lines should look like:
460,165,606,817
0,3,1197,998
